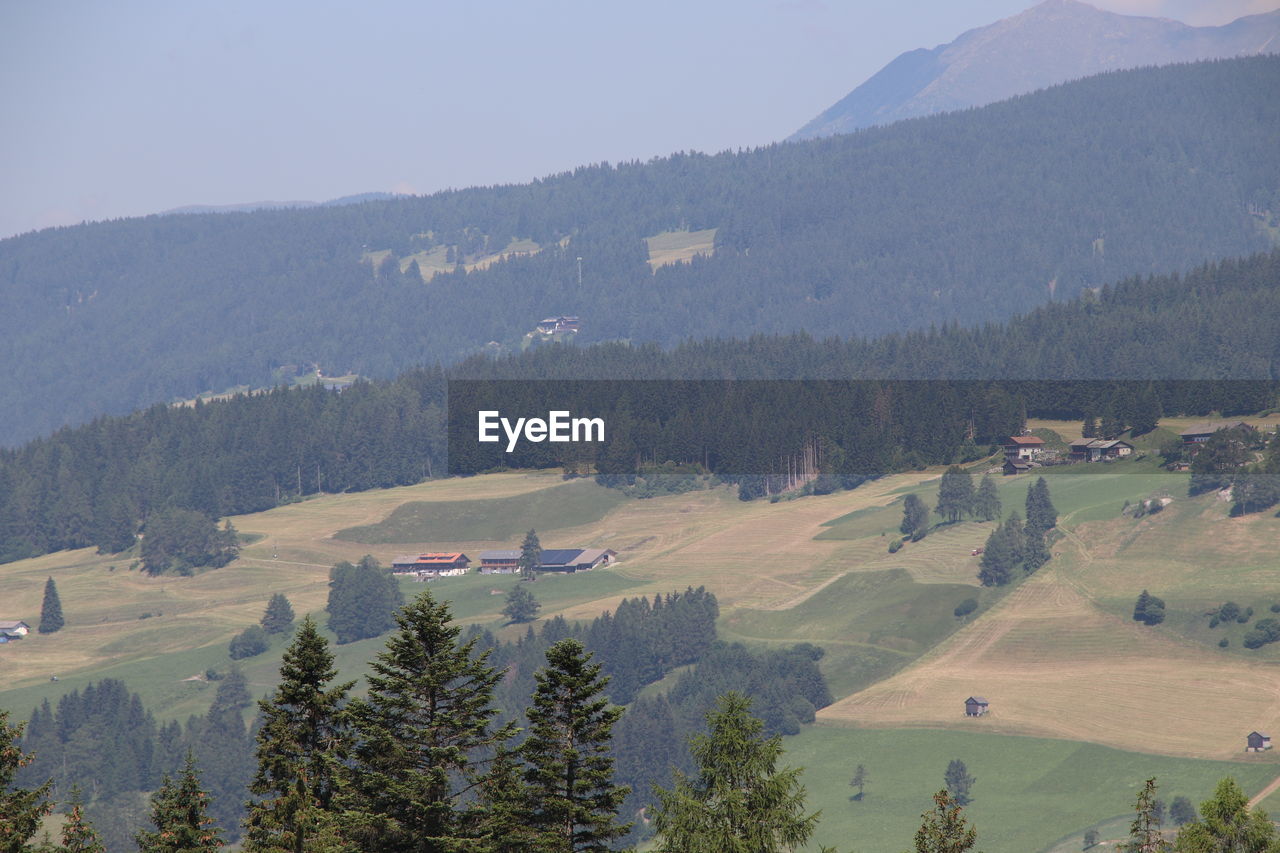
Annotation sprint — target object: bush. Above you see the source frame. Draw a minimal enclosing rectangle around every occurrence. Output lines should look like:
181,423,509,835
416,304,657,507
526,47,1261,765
1218,601,1240,622
954,598,978,618
1219,637,1230,648
1133,590,1165,626
888,538,903,553
1238,606,1253,624
1270,603,1280,614
229,624,269,659
1243,618,1280,649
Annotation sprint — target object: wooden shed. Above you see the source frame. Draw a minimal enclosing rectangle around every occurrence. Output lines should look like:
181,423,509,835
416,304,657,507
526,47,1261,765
1247,731,1272,752
965,696,989,717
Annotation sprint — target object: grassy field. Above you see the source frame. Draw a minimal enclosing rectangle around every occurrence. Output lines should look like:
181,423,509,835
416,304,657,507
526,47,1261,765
335,479,628,544
397,236,543,282
3,416,1280,847
645,228,717,269
788,725,1278,853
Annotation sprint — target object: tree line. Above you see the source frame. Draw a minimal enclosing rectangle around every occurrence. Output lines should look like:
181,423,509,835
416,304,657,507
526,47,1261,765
1,57,1277,445
3,251,1279,566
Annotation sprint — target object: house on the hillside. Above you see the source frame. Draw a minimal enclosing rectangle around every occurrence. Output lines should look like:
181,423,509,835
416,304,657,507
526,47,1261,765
536,316,581,335
965,696,989,717
537,548,618,573
0,620,31,640
1003,435,1045,461
1069,438,1135,463
479,550,520,573
1180,422,1254,445
1247,731,1272,752
1003,459,1034,476
391,552,471,579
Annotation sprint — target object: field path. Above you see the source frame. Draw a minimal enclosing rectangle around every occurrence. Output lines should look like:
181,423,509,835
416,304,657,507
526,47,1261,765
1249,773,1280,808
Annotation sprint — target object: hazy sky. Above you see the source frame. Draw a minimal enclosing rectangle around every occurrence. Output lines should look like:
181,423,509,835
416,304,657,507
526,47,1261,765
1,0,1275,239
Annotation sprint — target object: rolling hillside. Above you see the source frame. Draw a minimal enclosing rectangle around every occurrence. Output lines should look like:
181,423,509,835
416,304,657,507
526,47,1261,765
1,57,1277,444
3,424,1280,850
792,0,1280,139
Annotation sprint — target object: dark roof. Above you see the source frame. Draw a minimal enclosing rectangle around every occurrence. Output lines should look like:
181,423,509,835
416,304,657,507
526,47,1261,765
1180,421,1252,437
965,696,989,705
539,548,586,566
1249,731,1271,739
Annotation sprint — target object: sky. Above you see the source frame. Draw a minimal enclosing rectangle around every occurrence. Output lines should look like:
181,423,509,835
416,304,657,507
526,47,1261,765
1,0,1276,240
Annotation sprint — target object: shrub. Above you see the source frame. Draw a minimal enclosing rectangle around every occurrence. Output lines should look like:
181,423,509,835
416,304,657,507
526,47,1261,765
1238,606,1253,624
1219,637,1230,648
888,539,903,553
229,624,269,659
1133,590,1165,626
954,598,978,618
1243,618,1280,649
1271,603,1280,614
1218,601,1240,622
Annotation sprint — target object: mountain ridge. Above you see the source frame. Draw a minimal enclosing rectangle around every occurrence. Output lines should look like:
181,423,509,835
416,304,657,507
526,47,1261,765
791,0,1280,139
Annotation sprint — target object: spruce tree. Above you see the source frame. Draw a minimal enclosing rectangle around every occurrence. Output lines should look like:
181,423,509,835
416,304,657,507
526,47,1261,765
971,475,1001,523
472,747,540,852
1023,526,1050,574
135,753,225,852
944,759,975,806
1172,777,1278,851
60,785,106,853
1025,477,1057,533
519,529,542,581
521,639,630,851
652,692,818,853
343,589,515,851
38,577,63,634
501,584,540,624
1119,777,1171,852
935,466,975,524
913,789,979,853
260,593,296,635
0,708,53,852
1082,414,1097,439
245,616,353,853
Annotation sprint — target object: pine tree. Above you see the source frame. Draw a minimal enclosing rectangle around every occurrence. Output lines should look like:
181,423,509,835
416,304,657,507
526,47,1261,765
913,789,979,853
652,692,818,852
944,759,975,806
1025,477,1057,533
60,785,106,853
472,747,540,852
521,639,630,851
501,584,540,624
343,589,515,852
1173,777,1279,852
135,753,225,852
1023,525,1050,573
38,577,63,634
519,529,542,581
1119,777,1171,852
1082,413,1097,439
935,466,975,524
971,475,1001,523
245,616,354,853
0,708,53,852
849,764,869,801
260,593,296,635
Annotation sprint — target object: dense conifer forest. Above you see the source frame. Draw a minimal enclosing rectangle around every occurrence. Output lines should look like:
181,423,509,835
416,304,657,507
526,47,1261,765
2,252,1278,564
1,57,1277,443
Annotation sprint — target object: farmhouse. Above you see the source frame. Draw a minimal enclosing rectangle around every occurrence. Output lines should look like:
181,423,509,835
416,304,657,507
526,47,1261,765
478,550,520,573
1069,438,1134,462
1247,731,1272,752
536,316,581,335
1003,435,1045,461
1180,421,1254,445
0,620,31,640
391,552,471,578
965,696,989,717
537,548,618,573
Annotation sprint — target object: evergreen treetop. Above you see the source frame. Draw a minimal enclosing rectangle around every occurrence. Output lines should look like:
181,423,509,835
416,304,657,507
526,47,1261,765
260,593,296,635
521,638,631,850
0,708,53,853
38,577,63,634
652,691,819,853
134,752,225,852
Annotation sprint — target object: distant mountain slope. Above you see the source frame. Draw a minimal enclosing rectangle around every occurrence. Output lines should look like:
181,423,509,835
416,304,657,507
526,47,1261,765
1,57,1277,445
791,0,1280,139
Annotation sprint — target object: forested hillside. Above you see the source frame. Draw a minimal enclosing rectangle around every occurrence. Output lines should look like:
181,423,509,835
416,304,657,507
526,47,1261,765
1,57,1277,443
2,252,1277,564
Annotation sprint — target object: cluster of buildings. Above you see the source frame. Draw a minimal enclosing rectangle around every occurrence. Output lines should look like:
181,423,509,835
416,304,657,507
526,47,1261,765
534,316,581,335
1000,421,1267,475
390,547,617,581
